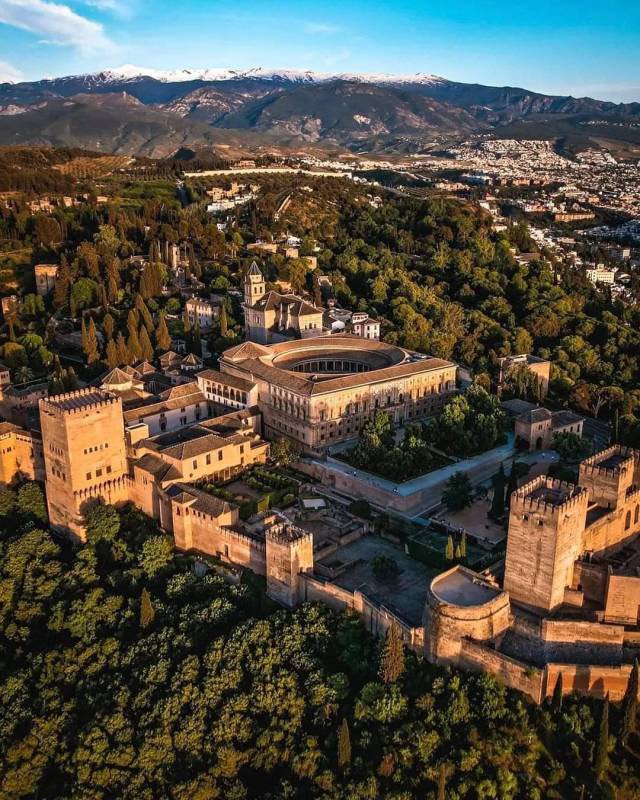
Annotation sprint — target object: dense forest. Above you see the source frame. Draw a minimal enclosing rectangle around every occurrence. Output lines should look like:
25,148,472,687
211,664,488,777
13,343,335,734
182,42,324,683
1,495,639,800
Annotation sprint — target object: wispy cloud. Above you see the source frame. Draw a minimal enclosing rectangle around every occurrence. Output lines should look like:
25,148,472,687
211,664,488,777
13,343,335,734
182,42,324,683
321,47,352,67
0,60,23,82
0,0,113,52
303,21,343,35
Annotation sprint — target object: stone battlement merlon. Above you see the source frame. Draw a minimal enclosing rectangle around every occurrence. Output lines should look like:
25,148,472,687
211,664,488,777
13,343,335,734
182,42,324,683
266,523,312,545
512,475,587,515
581,445,639,477
40,387,119,416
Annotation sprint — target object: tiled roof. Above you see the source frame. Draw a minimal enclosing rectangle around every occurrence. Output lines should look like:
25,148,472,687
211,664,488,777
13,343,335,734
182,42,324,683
101,367,133,386
197,369,256,392
169,482,235,517
518,408,553,424
251,290,321,318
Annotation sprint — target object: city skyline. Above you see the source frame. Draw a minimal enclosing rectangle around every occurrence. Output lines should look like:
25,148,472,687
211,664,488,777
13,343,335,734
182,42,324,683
0,0,639,102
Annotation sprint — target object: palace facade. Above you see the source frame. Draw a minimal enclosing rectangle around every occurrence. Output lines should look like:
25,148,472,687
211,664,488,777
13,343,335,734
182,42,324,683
219,335,458,450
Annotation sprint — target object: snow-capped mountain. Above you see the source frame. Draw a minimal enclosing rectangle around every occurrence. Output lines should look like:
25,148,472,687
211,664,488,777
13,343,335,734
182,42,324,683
0,65,638,157
83,65,448,87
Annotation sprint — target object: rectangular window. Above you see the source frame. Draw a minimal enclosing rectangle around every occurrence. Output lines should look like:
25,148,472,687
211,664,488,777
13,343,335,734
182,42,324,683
86,472,91,480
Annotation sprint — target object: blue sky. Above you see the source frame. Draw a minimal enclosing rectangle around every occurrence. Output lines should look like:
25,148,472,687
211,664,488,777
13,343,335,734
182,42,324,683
0,0,639,101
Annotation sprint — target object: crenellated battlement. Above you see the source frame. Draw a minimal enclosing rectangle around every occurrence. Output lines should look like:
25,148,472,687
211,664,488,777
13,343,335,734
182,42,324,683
266,522,312,545
580,445,638,478
73,474,131,501
40,387,120,417
512,475,588,516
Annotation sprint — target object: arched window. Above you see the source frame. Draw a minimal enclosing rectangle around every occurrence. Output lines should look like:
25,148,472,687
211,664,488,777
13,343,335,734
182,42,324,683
625,510,632,530
635,505,639,525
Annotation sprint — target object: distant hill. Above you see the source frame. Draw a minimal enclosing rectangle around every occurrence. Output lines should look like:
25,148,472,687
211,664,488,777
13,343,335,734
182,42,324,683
0,66,638,157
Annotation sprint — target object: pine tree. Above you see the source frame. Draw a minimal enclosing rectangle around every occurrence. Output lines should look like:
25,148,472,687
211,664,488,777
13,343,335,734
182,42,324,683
116,332,129,366
155,313,172,352
106,338,118,369
552,673,563,713
140,587,155,629
379,625,405,684
139,326,154,362
445,534,454,561
621,658,638,747
85,318,100,364
219,303,228,336
337,717,351,770
595,695,609,782
490,464,506,519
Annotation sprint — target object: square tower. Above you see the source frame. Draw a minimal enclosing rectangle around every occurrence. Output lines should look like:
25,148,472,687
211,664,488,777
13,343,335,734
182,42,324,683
504,476,589,612
244,261,266,309
579,445,639,511
39,389,129,539
265,523,313,607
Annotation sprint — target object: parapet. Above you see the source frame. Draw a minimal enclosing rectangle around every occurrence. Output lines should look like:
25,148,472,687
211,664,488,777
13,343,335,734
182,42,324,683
266,522,312,546
40,387,121,416
580,445,639,479
512,475,588,516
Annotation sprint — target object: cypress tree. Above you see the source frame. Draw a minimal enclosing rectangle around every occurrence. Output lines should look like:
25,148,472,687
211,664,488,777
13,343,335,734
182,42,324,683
454,543,462,560
85,318,100,364
552,673,563,713
98,283,108,311
595,695,609,782
116,332,129,366
135,293,154,333
437,763,447,800
337,717,351,770
621,658,638,747
139,326,154,362
460,532,467,559
127,327,142,363
379,625,405,684
506,464,519,507
140,588,155,629
80,316,88,354
106,338,118,369
53,254,70,309
155,313,172,352
63,367,78,390
490,464,506,519
191,320,202,357
219,303,228,336
445,535,454,561
103,313,115,341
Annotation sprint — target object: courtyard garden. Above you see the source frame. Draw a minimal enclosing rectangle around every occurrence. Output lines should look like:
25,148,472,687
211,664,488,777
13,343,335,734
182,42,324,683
339,383,508,483
201,464,302,519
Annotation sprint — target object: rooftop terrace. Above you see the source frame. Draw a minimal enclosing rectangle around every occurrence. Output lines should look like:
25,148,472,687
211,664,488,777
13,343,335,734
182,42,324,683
431,567,501,607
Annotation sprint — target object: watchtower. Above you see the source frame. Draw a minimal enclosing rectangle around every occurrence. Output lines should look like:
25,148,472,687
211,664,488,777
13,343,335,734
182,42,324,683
244,261,266,309
504,476,589,612
39,388,129,540
265,522,313,607
579,445,639,511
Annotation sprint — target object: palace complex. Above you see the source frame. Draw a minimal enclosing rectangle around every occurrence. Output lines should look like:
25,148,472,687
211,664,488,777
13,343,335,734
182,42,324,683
0,331,639,703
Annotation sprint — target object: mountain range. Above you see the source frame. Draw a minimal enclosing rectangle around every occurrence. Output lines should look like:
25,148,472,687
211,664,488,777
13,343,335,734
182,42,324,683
0,66,639,158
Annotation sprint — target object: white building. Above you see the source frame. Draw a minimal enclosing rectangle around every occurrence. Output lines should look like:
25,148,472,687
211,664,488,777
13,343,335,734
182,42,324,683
185,297,220,331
